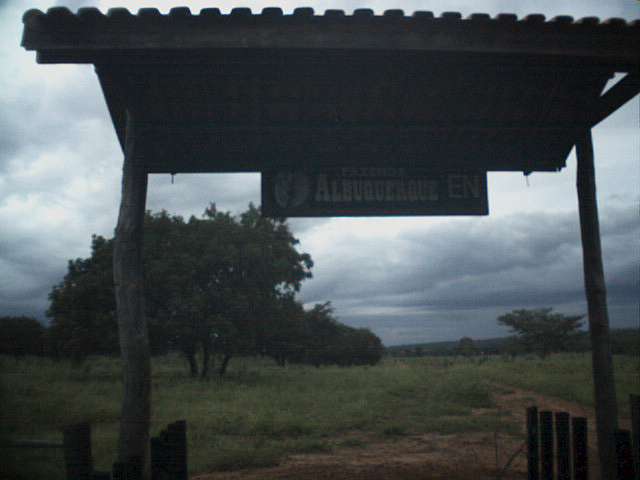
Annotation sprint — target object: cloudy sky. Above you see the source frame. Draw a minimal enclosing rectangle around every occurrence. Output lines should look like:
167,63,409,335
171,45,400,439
1,0,638,345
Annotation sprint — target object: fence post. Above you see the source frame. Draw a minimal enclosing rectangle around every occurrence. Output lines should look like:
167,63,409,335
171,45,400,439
167,420,187,480
555,412,571,480
631,395,640,480
63,422,92,480
573,417,589,480
527,407,540,480
540,411,554,480
151,420,187,480
113,456,142,480
91,472,111,480
616,430,634,480
150,435,165,480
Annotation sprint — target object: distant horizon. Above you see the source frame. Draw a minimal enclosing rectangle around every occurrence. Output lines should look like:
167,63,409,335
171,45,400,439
7,306,637,350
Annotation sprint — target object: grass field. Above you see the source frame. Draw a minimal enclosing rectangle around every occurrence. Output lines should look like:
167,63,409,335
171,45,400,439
1,353,638,479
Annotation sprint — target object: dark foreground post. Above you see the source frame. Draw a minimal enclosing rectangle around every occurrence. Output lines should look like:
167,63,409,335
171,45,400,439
527,407,540,480
616,430,635,480
555,412,571,480
63,422,92,480
113,109,151,478
573,417,589,480
151,420,188,480
540,411,554,479
168,421,188,480
631,395,640,480
576,129,618,480
113,457,142,480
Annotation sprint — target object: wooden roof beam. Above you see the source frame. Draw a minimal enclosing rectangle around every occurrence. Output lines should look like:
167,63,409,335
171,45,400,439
591,72,640,127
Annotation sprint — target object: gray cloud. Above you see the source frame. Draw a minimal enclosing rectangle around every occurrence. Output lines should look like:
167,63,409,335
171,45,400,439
1,1,638,347
300,205,639,343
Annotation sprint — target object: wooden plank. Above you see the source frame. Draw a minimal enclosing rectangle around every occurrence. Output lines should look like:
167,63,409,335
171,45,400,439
168,421,188,480
576,129,619,480
134,124,571,174
540,411,554,479
555,412,571,480
113,110,151,477
616,430,635,480
527,407,540,480
261,168,488,217
112,458,142,480
1,440,64,448
631,395,640,480
63,423,92,480
572,417,589,480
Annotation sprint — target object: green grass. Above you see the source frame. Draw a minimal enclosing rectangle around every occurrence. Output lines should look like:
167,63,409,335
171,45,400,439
1,352,638,479
472,353,640,416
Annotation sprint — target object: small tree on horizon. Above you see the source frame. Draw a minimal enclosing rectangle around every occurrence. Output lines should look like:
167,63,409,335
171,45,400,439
497,308,584,357
455,336,478,357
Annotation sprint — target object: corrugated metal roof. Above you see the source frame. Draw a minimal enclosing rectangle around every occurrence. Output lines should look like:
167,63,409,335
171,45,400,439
21,6,639,26
22,7,640,66
20,7,640,174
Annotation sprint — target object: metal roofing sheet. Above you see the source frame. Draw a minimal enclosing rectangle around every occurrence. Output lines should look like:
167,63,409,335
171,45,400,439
22,7,640,68
20,7,640,174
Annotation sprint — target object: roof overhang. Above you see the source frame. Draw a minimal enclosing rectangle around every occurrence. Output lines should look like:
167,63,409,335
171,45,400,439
22,7,640,174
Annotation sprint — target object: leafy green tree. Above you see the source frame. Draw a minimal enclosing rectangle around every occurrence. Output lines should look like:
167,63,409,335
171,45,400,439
47,235,118,362
258,292,306,366
297,302,384,367
497,308,584,357
210,204,313,375
0,316,45,357
46,203,314,375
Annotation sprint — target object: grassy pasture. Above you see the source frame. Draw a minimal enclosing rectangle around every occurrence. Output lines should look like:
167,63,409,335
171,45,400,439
473,353,640,416
1,353,638,479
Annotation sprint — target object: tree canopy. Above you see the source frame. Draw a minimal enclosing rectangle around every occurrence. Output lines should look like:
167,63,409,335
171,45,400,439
497,308,584,357
45,203,383,373
455,336,478,356
0,316,46,357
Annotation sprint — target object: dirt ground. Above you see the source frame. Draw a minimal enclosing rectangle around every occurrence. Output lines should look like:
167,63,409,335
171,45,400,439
194,385,625,480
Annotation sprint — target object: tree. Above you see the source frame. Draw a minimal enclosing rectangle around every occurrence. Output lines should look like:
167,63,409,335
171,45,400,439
497,308,584,357
0,316,45,357
209,203,313,376
455,336,478,357
46,203,314,376
296,302,384,367
47,230,172,362
47,235,118,362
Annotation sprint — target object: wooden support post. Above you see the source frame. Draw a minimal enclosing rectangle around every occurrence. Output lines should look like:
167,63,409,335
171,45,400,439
151,420,188,480
63,422,92,480
575,129,619,480
572,417,589,480
555,412,571,480
113,457,142,480
527,406,540,480
540,411,554,479
631,395,640,480
615,430,634,480
113,110,151,478
167,421,188,480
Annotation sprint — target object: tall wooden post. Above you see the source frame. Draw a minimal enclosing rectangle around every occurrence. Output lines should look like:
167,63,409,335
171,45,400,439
113,110,151,478
576,129,618,480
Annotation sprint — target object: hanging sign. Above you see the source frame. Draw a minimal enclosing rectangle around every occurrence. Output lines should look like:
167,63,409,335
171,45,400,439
261,167,488,217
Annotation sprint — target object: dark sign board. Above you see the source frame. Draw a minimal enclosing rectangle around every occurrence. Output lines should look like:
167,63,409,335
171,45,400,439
262,168,488,217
